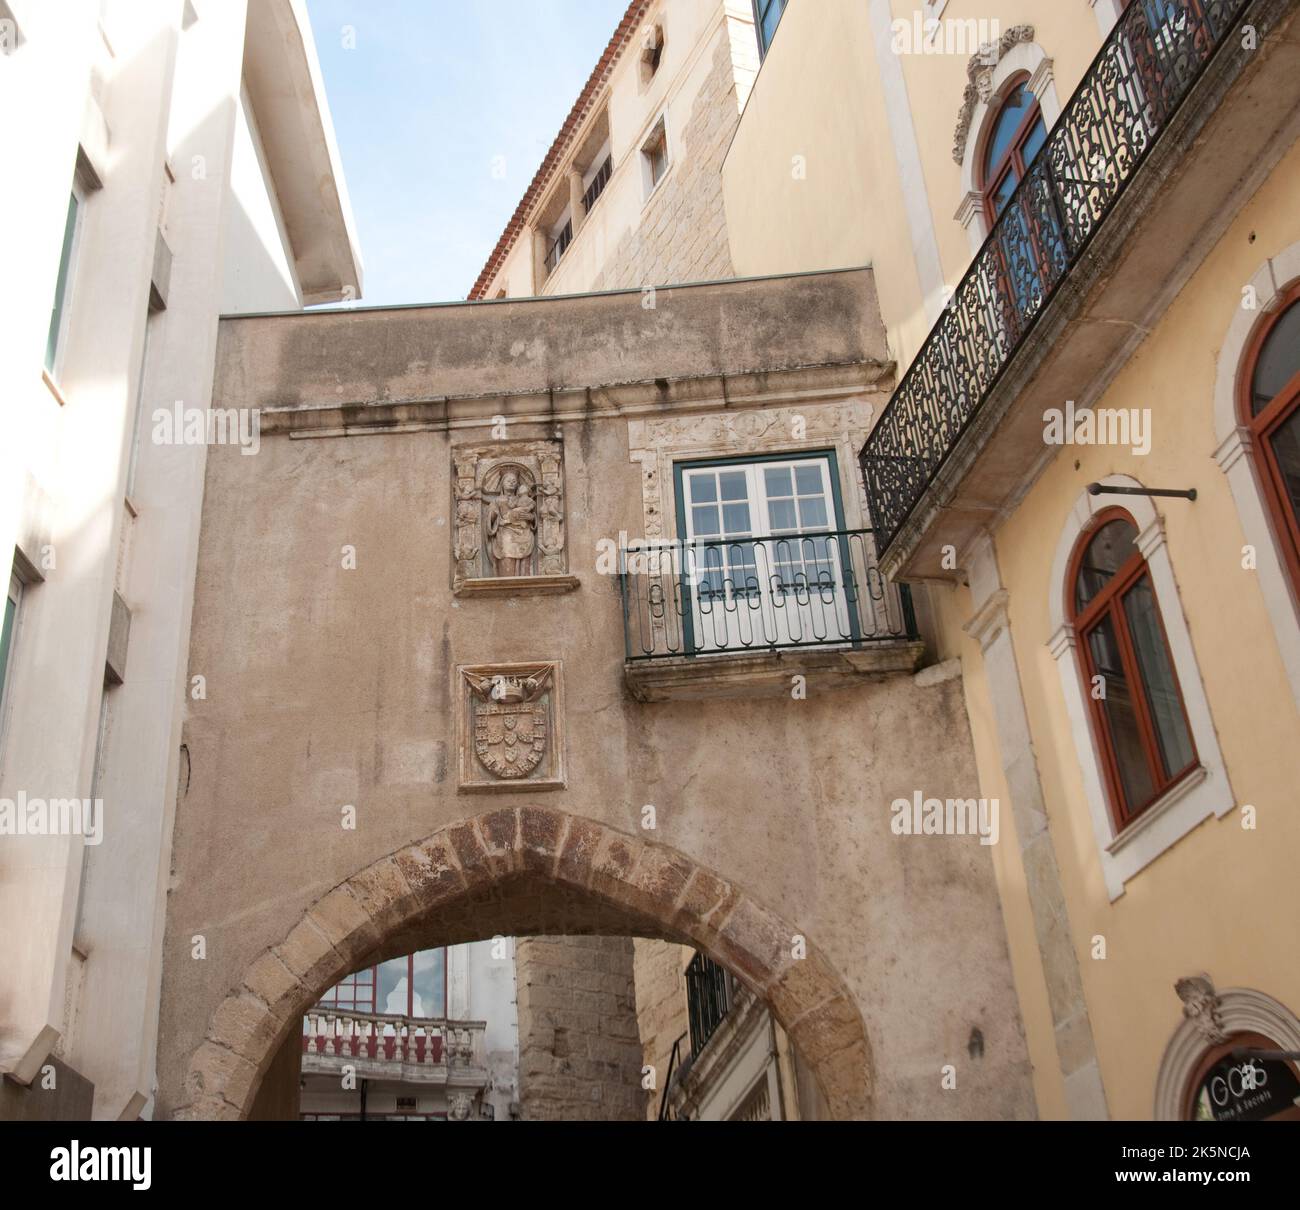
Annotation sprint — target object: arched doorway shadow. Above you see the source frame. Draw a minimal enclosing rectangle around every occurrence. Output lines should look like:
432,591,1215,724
178,807,872,1120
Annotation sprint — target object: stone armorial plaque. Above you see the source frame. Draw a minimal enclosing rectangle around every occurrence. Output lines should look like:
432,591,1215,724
455,661,566,793
451,440,578,596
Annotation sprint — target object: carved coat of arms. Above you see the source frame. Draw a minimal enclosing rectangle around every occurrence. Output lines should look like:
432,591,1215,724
459,665,563,791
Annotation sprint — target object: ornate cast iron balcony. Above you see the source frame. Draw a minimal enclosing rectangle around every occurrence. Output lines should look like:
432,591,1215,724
859,0,1251,555
619,528,916,663
301,1011,486,1084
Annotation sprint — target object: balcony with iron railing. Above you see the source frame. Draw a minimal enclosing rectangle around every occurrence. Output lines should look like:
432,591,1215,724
301,1010,488,1085
582,154,614,215
619,528,923,700
858,0,1289,577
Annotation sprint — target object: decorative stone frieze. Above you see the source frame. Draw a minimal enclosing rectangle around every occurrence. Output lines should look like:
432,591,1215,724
455,662,566,793
451,441,578,595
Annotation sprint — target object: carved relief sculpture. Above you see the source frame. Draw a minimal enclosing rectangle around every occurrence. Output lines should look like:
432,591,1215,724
456,661,565,792
485,466,536,576
451,441,576,594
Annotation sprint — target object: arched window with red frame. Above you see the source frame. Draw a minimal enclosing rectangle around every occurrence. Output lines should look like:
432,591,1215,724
1068,510,1197,828
1239,286,1300,597
978,76,1048,228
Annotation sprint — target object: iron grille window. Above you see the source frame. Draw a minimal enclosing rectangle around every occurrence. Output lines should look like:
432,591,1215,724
686,952,735,1058
544,218,573,274
582,155,613,215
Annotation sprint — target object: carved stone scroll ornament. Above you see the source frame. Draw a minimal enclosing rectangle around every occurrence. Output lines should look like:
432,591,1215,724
952,25,1036,165
1175,974,1228,1046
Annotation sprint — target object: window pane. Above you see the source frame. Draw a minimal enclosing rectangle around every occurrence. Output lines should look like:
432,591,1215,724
1122,576,1195,779
984,87,1033,180
687,472,716,503
0,584,17,712
719,471,748,501
793,465,823,495
721,502,751,534
763,466,792,498
411,949,445,1018
768,499,797,531
1074,517,1140,614
1265,404,1300,531
1087,613,1156,814
1021,117,1048,169
797,496,828,530
1251,300,1300,416
45,191,80,373
691,504,720,536
378,957,406,1015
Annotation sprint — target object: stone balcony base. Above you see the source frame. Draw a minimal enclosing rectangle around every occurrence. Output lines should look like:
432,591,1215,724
623,641,925,702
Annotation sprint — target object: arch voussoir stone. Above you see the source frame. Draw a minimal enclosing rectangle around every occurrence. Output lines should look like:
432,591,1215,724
178,808,873,1120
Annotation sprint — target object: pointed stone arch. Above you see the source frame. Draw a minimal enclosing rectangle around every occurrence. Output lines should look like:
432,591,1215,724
177,806,873,1120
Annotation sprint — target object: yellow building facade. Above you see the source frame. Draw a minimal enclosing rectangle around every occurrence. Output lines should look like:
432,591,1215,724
724,0,1300,1120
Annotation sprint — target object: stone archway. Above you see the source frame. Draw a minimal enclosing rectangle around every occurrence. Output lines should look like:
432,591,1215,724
176,806,872,1121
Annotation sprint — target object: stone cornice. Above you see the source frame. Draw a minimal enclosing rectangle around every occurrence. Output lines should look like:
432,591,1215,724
256,359,893,439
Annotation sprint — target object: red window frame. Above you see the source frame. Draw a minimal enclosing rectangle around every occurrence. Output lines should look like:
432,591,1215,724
317,948,448,1018
978,75,1046,230
1238,282,1300,599
1067,507,1199,829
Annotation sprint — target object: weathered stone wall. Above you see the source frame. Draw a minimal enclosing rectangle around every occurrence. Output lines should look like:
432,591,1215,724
515,936,644,1120
633,939,692,1120
589,29,737,291
156,273,1035,1122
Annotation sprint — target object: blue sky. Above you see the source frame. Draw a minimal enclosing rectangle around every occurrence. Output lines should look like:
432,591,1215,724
305,0,631,306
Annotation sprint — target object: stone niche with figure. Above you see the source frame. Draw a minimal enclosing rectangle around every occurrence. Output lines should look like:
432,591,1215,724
451,440,578,596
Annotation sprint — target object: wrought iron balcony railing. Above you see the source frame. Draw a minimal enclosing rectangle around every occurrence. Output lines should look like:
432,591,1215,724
619,528,917,660
582,154,614,214
543,218,573,274
858,0,1250,554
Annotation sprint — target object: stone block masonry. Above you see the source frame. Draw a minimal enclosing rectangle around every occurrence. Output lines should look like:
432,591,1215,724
589,29,740,292
515,935,647,1120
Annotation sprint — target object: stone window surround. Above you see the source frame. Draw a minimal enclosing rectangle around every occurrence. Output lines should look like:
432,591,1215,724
639,109,671,205
1046,475,1235,902
1154,983,1300,1120
954,32,1061,254
626,398,882,546
1212,241,1300,717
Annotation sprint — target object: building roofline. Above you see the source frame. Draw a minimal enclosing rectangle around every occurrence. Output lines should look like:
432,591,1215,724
243,0,365,304
221,264,874,320
466,0,650,301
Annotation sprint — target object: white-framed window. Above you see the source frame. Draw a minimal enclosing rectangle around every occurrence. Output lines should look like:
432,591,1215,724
0,572,23,744
675,452,858,653
44,169,92,379
1047,476,1234,900
1213,244,1300,718
640,114,669,200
